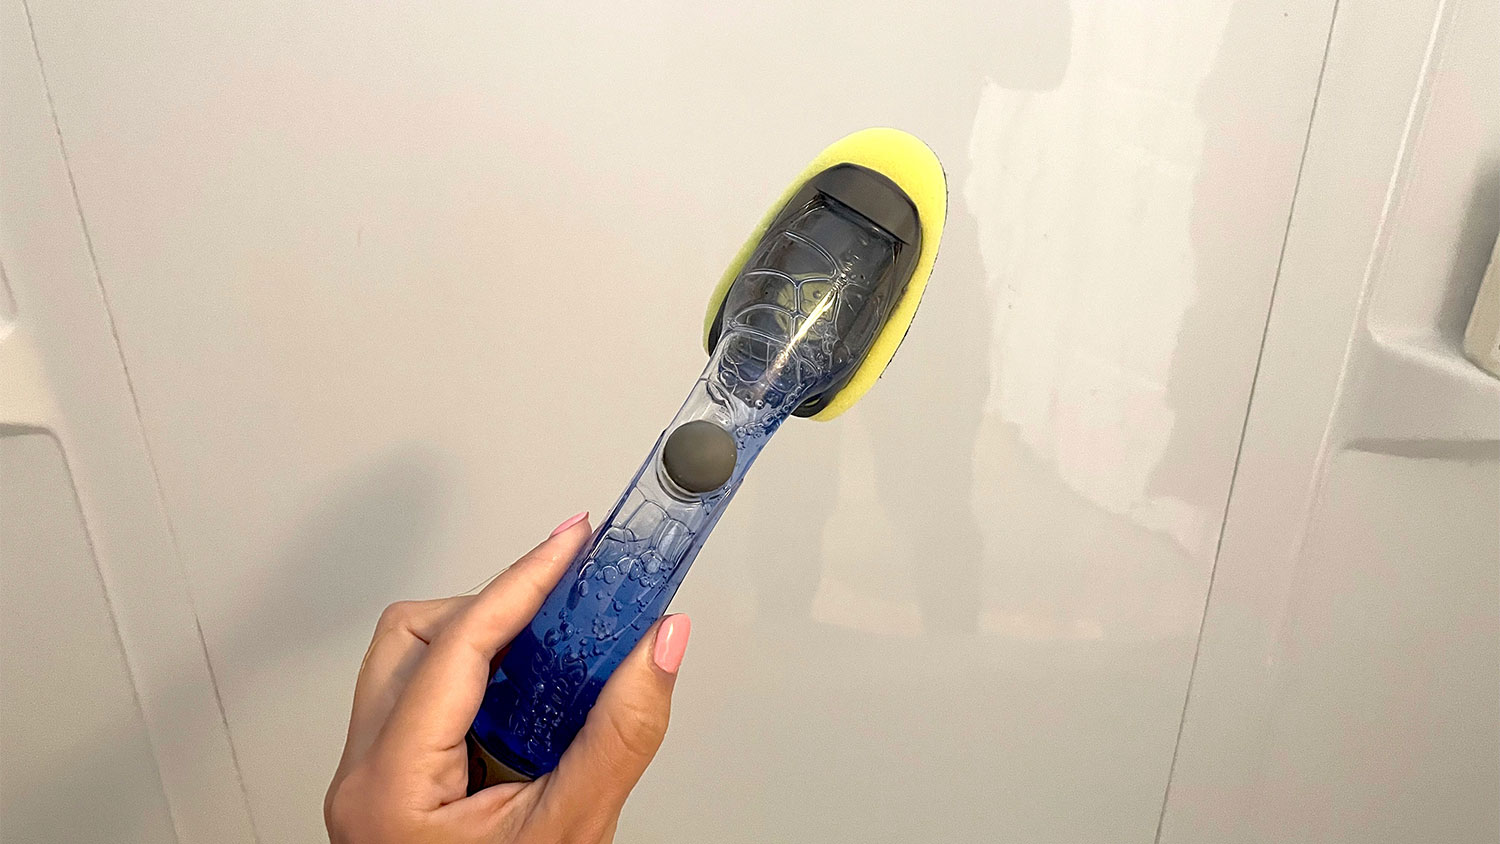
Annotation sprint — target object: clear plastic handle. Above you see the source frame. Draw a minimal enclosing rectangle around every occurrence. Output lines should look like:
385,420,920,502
469,195,902,781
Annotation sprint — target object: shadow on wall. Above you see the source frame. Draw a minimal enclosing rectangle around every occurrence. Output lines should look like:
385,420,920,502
214,443,453,670
2,444,452,841
1147,0,1298,542
1440,162,1499,342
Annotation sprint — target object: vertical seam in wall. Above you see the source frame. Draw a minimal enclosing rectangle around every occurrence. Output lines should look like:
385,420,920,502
1150,2,1344,842
18,2,262,841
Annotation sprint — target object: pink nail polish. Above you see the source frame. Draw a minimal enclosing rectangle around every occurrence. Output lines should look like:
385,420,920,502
550,511,589,537
652,614,691,674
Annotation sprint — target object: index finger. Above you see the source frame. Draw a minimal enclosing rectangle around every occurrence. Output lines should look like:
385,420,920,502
340,596,474,768
381,516,592,754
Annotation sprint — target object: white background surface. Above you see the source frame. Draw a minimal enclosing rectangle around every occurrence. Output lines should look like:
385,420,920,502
2,0,1495,841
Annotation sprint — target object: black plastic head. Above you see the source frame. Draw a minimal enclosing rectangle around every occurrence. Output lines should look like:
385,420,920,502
707,164,921,417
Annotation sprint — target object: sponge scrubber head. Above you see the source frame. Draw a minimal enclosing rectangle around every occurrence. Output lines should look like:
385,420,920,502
701,128,947,421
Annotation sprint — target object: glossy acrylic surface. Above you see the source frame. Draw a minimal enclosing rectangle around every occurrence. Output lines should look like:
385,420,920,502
5,0,1400,840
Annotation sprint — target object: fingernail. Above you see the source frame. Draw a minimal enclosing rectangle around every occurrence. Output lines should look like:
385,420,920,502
652,614,691,674
550,511,589,537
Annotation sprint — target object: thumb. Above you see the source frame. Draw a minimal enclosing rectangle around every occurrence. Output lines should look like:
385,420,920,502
532,614,691,832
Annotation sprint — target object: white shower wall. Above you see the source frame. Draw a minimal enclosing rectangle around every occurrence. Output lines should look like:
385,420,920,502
1,0,1494,842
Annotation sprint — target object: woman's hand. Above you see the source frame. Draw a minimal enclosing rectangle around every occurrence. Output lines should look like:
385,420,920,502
325,513,691,843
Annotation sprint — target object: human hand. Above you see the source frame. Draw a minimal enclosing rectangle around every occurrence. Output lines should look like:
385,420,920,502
325,513,692,843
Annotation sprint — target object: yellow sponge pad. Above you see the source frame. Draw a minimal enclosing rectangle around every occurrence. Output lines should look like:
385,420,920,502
701,127,947,421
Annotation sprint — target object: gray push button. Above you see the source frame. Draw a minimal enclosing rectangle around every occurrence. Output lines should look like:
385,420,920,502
661,421,737,494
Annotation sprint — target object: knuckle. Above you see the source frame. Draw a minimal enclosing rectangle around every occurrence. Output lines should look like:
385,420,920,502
605,698,669,761
491,556,556,602
375,601,416,634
